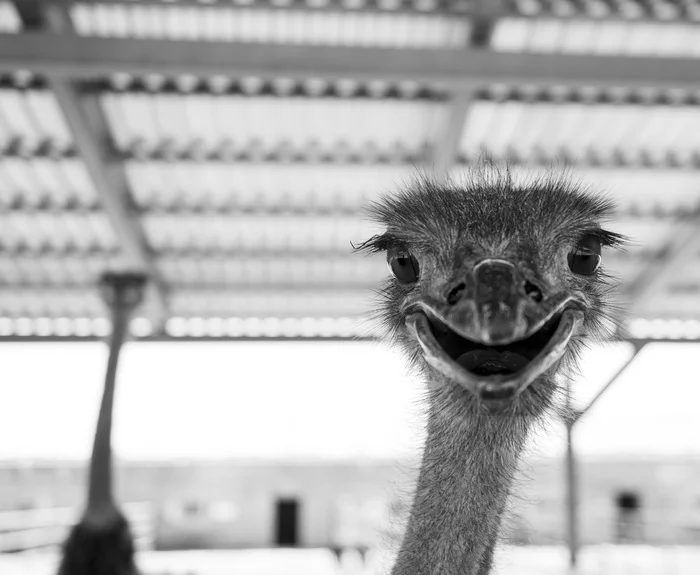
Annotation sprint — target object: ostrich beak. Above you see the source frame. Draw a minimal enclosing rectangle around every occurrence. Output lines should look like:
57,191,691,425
403,259,585,409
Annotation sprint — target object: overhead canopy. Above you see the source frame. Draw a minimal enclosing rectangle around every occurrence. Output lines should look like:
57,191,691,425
0,0,699,340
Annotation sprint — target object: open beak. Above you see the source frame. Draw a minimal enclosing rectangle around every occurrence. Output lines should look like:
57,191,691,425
404,259,584,410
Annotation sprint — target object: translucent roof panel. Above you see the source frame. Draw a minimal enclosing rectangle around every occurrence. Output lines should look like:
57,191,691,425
564,168,700,216
102,90,447,159
141,213,381,254
459,97,700,166
168,287,371,318
492,18,700,57
641,292,700,317
500,165,700,216
0,316,114,337
1,11,699,333
125,161,414,210
162,316,367,338
0,1,20,33
597,252,644,286
0,158,99,209
0,291,162,329
156,254,385,288
508,0,680,19
672,254,700,285
0,211,120,254
0,254,130,286
591,216,675,257
0,288,104,318
0,88,73,155
70,3,471,48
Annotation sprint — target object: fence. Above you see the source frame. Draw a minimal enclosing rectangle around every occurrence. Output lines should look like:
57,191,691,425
0,502,155,553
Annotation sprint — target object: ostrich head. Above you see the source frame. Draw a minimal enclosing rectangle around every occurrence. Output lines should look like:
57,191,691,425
357,170,625,415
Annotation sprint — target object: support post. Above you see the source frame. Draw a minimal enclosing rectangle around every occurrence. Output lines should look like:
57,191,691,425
5,35,700,89
430,0,502,179
57,272,147,575
625,222,700,316
431,91,473,179
38,4,168,329
565,418,579,572
87,272,148,517
563,341,646,572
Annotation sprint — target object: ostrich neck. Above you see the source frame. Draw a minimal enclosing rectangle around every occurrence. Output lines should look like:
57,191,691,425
86,310,129,518
392,387,532,575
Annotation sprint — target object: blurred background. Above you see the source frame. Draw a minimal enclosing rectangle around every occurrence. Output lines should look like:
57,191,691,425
0,0,699,573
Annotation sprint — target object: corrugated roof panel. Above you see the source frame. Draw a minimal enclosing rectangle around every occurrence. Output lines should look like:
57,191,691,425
639,292,700,317
58,159,101,207
573,169,700,216
70,3,470,48
0,88,73,154
24,90,74,153
125,162,412,210
0,212,120,253
492,18,700,57
525,18,563,52
0,1,20,33
0,288,104,318
598,252,646,286
671,262,700,292
163,315,367,338
142,213,381,253
0,158,99,209
102,92,446,158
0,88,41,151
156,253,385,287
0,255,128,286
168,288,371,318
500,165,700,216
608,217,676,257
0,316,115,337
460,99,700,165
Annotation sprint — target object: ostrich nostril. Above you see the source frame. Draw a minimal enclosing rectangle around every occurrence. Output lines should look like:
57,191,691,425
446,283,466,305
524,280,543,303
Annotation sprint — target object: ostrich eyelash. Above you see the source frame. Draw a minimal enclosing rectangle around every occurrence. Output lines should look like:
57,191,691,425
594,229,628,249
351,232,397,254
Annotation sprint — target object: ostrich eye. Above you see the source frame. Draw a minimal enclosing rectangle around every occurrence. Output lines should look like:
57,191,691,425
388,251,420,284
568,233,602,276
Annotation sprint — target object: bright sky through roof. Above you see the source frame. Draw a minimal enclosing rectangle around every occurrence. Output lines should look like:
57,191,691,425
0,341,699,461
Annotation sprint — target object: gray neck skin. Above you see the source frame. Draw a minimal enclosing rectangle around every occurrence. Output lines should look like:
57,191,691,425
391,386,532,575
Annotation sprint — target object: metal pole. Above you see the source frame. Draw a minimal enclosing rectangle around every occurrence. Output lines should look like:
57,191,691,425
56,272,148,575
86,301,130,512
565,419,579,573
564,342,645,573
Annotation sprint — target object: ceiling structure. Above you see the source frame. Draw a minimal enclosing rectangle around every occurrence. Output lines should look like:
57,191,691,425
0,0,699,341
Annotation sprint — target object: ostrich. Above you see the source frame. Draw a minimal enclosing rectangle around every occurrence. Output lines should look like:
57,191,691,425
356,169,624,575
57,273,147,575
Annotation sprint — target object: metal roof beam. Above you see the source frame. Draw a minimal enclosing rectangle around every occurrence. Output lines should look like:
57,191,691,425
43,82,169,326
430,1,504,178
12,0,44,29
3,35,700,89
470,0,504,48
431,90,472,178
14,5,170,326
625,221,700,315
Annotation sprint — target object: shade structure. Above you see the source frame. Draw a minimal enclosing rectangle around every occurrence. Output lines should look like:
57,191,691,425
0,0,698,340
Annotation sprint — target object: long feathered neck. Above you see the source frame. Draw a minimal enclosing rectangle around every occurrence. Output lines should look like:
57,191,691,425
391,384,534,575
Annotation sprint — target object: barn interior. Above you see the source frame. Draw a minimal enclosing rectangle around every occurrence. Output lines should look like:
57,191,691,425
0,0,699,574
